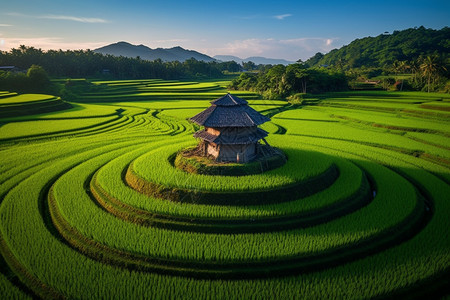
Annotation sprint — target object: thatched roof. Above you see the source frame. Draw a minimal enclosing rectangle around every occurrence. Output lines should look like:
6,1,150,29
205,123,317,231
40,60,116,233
193,128,268,145
190,94,270,127
211,94,248,106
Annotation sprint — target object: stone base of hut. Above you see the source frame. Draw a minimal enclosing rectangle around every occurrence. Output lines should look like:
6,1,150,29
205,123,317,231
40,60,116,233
174,144,287,176
206,143,257,163
194,141,284,164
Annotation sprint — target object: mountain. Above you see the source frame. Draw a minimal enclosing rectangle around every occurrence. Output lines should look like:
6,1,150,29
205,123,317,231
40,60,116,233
214,55,244,63
214,55,293,65
244,56,294,66
94,42,294,65
306,26,450,68
94,42,216,62
163,46,214,62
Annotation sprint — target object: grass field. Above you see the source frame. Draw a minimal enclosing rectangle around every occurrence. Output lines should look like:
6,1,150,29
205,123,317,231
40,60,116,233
0,80,449,298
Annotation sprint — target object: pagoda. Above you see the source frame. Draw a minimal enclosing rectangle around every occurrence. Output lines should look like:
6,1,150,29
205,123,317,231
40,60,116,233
190,94,270,163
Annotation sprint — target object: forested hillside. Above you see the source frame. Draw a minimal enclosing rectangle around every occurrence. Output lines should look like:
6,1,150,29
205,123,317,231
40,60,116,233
306,26,450,68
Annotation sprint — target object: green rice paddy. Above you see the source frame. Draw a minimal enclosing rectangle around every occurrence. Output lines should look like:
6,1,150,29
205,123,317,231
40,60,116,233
0,80,449,298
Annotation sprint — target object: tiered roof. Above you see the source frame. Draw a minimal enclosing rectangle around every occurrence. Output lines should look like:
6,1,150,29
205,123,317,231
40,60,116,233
190,94,270,128
193,128,268,145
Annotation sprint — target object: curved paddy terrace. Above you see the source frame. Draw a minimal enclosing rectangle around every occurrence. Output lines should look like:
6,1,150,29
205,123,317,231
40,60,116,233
0,81,449,299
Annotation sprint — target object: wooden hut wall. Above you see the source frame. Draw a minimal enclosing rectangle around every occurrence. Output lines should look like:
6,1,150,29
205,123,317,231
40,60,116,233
217,144,256,163
206,127,221,135
207,142,220,157
218,127,258,144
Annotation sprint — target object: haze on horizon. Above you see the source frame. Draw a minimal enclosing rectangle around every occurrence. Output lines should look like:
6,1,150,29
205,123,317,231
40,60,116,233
0,0,449,61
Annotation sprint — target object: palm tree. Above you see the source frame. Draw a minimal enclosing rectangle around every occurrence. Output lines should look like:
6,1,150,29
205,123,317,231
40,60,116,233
420,55,446,93
19,45,27,53
410,60,419,81
397,61,410,91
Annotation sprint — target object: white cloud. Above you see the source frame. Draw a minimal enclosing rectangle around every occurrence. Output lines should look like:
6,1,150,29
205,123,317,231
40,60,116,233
273,14,292,20
0,24,12,27
6,12,108,24
204,37,340,61
0,37,106,51
6,12,26,17
279,37,339,51
235,13,292,20
39,15,108,23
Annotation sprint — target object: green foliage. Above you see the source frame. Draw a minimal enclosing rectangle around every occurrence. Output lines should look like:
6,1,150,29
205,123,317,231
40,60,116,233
0,65,52,94
306,26,450,69
229,72,258,91
216,60,242,72
26,65,50,91
0,46,240,80
229,65,348,97
419,55,449,92
242,61,257,71
305,52,324,67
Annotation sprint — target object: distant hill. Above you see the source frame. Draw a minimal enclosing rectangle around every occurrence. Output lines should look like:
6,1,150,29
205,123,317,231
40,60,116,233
214,55,293,66
306,26,450,68
214,55,243,63
94,42,216,62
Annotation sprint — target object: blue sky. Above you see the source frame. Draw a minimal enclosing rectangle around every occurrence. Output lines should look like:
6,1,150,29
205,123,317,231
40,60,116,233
0,0,448,61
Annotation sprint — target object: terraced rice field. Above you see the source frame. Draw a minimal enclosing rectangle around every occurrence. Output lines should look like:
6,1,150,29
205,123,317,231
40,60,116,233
0,80,449,299
0,93,71,119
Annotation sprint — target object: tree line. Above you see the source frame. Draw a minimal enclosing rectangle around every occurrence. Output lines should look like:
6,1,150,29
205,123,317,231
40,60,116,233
388,56,448,92
0,64,52,93
0,46,243,79
229,64,348,100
